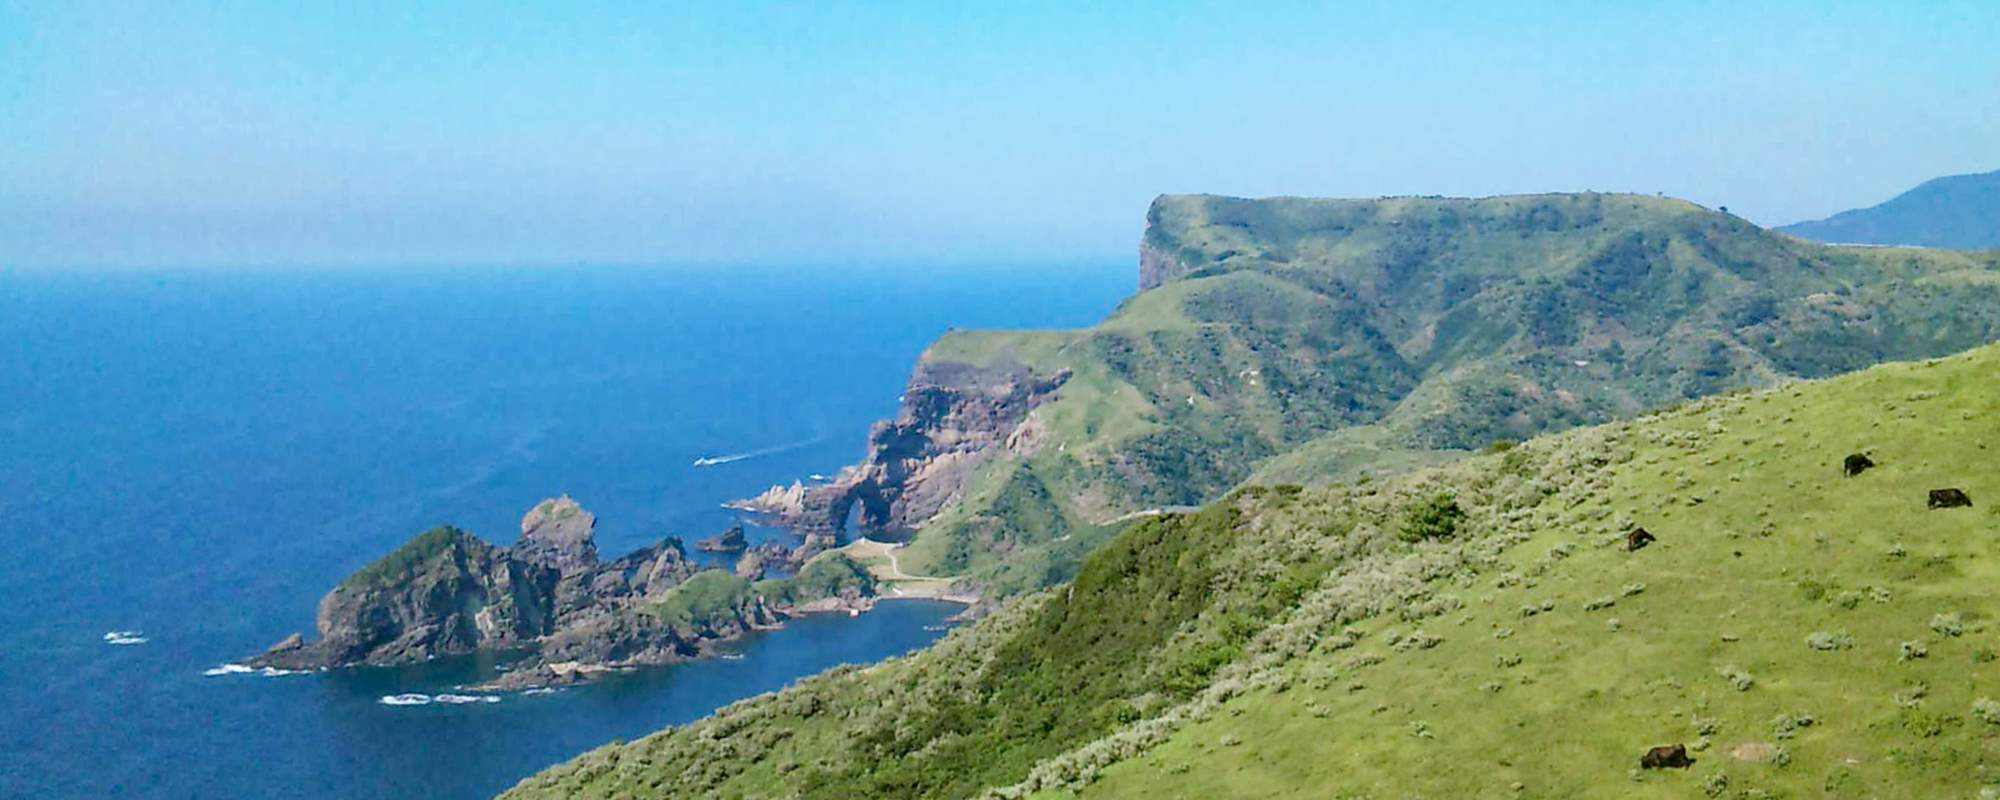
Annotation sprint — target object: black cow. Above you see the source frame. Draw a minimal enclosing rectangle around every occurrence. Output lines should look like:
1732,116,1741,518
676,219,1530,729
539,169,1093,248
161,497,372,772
1929,488,1973,510
1843,453,1875,477
1626,528,1656,552
1640,743,1693,769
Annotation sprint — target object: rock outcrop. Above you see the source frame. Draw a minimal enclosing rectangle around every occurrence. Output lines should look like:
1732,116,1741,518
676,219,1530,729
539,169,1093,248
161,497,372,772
730,361,1070,539
246,525,557,669
695,523,747,552
514,496,598,572
242,497,850,688
734,541,793,579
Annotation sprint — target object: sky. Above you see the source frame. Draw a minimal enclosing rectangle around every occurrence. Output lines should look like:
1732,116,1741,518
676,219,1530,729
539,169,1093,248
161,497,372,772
1,0,1996,269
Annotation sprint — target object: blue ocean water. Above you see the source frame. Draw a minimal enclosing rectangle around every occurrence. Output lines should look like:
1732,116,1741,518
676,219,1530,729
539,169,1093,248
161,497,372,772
0,264,1130,799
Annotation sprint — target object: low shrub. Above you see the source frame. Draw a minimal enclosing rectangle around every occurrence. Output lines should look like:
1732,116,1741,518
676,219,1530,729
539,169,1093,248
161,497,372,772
1398,494,1466,543
1899,641,1928,662
1719,665,1755,692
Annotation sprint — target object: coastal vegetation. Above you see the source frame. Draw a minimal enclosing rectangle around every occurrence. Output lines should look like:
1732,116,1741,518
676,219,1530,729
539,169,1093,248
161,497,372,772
648,555,873,637
337,525,482,590
507,342,2000,799
650,570,759,635
751,553,876,607
769,193,2000,601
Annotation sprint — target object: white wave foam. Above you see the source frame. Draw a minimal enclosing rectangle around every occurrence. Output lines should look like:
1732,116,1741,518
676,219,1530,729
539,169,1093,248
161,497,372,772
433,693,501,705
379,692,500,706
103,631,148,646
379,693,433,706
203,663,308,677
521,687,560,696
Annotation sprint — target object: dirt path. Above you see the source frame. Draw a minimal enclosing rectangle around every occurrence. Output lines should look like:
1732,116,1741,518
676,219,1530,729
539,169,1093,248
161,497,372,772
839,538,974,603
845,537,946,580
1097,505,1202,526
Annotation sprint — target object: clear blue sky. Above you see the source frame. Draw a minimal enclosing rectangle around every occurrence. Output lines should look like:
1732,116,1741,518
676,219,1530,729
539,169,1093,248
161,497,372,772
3,1,1996,269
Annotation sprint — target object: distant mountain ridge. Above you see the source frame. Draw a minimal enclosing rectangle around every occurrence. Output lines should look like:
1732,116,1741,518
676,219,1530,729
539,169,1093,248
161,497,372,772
1779,169,2000,249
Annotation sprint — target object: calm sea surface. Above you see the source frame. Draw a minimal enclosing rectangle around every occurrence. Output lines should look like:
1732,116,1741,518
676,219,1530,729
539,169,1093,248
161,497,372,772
0,263,1129,799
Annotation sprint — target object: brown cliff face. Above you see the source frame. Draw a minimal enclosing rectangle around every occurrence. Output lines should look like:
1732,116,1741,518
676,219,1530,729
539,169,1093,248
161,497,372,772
730,361,1069,539
1137,237,1188,292
1138,194,1197,291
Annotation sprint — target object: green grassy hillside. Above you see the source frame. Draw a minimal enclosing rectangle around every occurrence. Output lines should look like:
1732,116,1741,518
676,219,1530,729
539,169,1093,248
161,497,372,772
901,193,2000,592
506,343,2000,800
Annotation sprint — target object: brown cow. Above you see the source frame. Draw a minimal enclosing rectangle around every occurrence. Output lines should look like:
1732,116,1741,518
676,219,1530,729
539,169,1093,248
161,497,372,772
1626,528,1656,552
1843,453,1875,477
1640,743,1693,769
1929,488,1973,509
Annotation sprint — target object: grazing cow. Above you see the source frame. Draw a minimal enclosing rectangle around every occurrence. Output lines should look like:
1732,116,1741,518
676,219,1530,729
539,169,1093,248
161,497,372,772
1640,744,1693,769
1929,488,1973,509
1626,528,1656,552
1843,453,1875,477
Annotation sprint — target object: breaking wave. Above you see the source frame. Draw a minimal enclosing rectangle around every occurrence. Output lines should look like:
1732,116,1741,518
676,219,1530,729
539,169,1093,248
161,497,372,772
378,693,432,706
378,692,502,706
203,663,308,677
103,631,148,646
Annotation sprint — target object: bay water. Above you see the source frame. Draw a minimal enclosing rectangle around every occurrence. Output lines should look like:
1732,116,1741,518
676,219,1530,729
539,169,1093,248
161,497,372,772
0,263,1128,798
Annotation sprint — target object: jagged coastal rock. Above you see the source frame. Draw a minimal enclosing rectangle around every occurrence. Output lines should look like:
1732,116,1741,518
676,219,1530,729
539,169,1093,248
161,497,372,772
244,497,871,688
730,362,1070,538
734,541,792,579
246,525,555,669
694,523,747,552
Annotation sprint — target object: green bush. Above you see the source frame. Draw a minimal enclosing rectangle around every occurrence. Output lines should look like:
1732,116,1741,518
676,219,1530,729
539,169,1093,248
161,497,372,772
1399,494,1466,542
339,526,473,589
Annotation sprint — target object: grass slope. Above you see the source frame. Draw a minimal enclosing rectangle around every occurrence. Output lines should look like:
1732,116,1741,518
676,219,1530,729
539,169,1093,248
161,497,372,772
903,193,2000,591
505,344,2000,800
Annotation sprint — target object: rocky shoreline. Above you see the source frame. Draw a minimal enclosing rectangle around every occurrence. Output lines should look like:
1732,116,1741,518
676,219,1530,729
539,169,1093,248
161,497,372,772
727,362,1071,541
241,496,885,691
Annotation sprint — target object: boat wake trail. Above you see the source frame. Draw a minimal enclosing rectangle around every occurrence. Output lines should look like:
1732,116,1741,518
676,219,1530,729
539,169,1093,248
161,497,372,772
693,435,825,468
